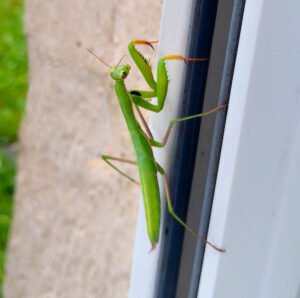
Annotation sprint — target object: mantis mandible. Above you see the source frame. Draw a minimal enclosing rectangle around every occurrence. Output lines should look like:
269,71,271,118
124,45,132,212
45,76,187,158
88,40,226,252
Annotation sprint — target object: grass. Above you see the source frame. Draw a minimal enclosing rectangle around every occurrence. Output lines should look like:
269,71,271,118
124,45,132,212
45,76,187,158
0,0,28,293
0,151,16,286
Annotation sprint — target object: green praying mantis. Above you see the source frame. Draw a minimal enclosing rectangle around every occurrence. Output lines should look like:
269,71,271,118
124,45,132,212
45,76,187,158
88,40,226,253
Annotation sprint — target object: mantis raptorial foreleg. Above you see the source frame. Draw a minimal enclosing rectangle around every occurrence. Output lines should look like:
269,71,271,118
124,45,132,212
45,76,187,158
101,155,139,185
129,40,208,113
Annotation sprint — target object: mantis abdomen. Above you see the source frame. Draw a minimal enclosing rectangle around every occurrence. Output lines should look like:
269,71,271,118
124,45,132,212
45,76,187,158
116,79,161,249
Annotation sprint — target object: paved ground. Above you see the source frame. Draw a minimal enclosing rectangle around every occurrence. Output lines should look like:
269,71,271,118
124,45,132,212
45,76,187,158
4,1,162,297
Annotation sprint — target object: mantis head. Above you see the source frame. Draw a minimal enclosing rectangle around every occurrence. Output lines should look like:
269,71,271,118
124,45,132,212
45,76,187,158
110,64,131,80
87,48,130,80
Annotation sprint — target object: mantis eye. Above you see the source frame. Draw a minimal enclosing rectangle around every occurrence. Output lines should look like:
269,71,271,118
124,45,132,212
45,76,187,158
121,71,127,78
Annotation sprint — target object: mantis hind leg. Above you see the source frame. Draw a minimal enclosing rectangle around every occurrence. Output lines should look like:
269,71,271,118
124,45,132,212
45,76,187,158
101,155,139,185
156,162,225,253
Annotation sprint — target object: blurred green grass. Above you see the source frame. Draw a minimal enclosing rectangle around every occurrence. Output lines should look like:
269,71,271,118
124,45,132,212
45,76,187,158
0,0,28,292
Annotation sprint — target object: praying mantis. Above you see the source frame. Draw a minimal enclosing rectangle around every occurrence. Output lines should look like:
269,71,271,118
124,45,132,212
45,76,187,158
88,40,226,252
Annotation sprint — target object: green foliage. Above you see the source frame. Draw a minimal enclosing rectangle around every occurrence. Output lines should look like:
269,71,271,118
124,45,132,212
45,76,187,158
0,0,28,145
0,150,15,286
0,0,28,292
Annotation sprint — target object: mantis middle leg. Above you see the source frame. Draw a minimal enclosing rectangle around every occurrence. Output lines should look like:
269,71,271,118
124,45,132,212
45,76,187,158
135,103,228,148
101,155,139,185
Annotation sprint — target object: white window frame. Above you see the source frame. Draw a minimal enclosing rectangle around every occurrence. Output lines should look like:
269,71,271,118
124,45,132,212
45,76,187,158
198,0,300,297
129,1,195,297
129,0,300,297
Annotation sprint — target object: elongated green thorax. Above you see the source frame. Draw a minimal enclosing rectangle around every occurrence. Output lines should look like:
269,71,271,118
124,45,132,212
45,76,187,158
115,79,161,247
115,80,138,131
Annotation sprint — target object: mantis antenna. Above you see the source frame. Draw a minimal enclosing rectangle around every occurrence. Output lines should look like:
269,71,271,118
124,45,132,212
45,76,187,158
87,48,112,68
116,55,127,67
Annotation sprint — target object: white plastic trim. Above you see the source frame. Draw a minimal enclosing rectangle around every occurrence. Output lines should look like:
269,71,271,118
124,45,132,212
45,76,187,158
198,0,300,297
128,0,195,297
